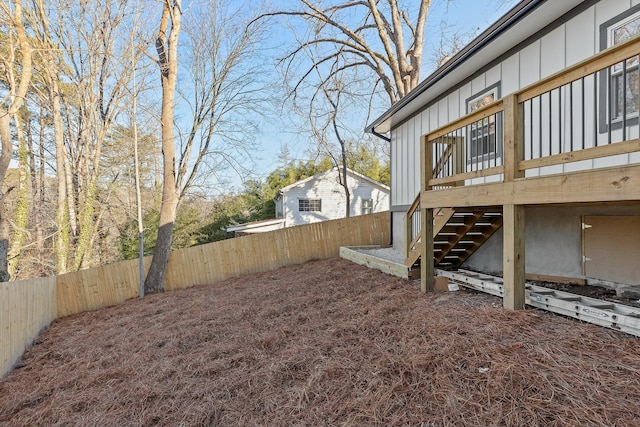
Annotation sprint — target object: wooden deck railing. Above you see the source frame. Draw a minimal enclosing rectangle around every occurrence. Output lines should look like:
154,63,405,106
404,193,421,266
404,192,456,267
416,34,640,306
423,34,640,191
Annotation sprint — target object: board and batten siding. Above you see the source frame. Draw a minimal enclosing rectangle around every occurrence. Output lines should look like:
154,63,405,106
390,0,640,210
282,169,389,227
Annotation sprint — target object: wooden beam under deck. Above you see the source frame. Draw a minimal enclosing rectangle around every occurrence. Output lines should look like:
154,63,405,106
503,204,525,310
421,164,640,209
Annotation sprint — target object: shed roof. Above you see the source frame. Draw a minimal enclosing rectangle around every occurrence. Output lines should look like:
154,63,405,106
276,167,389,199
226,218,285,233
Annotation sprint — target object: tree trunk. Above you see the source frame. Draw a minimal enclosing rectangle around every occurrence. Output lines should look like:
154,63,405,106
0,114,14,281
51,81,69,274
331,117,350,218
31,109,45,276
144,191,178,293
144,0,182,294
9,110,31,279
0,0,32,281
341,161,350,218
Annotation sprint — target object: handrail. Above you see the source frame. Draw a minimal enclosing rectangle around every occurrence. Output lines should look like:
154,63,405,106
404,192,422,265
420,33,640,191
406,191,421,218
518,33,640,103
427,100,504,142
518,139,640,171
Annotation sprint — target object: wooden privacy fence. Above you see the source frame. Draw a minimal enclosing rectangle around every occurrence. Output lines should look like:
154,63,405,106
1,212,390,378
1,277,56,381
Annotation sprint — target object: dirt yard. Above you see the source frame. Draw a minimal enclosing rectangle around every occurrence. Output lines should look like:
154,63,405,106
1,258,640,427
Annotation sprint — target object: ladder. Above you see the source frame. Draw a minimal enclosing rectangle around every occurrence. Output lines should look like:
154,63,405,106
438,269,640,338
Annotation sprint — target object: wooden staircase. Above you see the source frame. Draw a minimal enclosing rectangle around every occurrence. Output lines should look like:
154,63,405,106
404,197,502,271
433,207,503,269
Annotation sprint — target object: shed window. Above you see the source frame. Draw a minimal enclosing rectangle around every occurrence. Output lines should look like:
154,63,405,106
362,199,373,214
299,199,321,212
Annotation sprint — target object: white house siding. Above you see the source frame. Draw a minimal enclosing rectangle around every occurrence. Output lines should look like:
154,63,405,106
390,0,640,250
281,170,389,227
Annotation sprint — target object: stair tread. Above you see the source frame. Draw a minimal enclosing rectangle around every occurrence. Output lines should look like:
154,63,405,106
433,207,503,267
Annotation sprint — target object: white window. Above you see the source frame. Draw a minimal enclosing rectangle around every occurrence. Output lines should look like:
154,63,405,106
466,85,501,164
362,199,373,214
601,8,640,127
299,199,321,212
609,13,640,121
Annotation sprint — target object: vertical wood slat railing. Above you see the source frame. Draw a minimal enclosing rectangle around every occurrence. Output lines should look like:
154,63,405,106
423,34,640,191
404,194,456,267
404,193,421,266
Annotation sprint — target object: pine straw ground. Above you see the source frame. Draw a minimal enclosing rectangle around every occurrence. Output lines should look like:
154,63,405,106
1,259,640,427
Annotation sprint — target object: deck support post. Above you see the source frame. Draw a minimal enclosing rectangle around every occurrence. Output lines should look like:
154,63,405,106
502,94,526,309
420,135,435,292
503,204,525,309
420,206,434,292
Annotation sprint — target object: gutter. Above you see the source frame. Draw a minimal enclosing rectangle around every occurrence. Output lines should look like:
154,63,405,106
371,127,391,142
366,0,546,139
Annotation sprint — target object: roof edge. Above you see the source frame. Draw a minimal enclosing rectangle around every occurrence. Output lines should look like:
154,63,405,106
276,166,389,194
365,0,545,136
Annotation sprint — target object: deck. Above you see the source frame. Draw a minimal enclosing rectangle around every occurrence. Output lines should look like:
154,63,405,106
406,35,640,308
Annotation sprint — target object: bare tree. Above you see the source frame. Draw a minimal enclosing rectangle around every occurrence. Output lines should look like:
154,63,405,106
27,0,145,273
259,0,431,105
254,0,435,215
177,0,269,195
28,0,71,274
55,0,139,271
0,0,33,281
144,0,269,293
308,73,352,218
144,0,182,294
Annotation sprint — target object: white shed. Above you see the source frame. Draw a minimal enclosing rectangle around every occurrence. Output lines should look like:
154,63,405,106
275,167,389,226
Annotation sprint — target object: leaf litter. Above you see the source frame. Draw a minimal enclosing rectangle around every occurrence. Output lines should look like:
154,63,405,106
1,258,639,426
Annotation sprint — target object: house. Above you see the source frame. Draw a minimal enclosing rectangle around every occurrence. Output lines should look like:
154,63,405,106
226,167,389,236
274,167,389,226
366,0,640,308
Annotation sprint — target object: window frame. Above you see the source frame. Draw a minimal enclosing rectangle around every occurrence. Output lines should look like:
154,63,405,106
298,198,322,212
464,83,502,166
361,199,373,215
599,5,640,132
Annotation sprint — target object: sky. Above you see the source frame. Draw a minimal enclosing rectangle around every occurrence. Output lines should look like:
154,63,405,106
225,0,521,191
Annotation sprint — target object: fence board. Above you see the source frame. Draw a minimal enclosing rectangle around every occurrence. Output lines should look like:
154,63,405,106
2,213,389,379
162,213,389,291
0,277,56,380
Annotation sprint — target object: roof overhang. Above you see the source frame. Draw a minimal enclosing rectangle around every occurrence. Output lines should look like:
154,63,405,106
226,218,285,233
366,0,586,136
